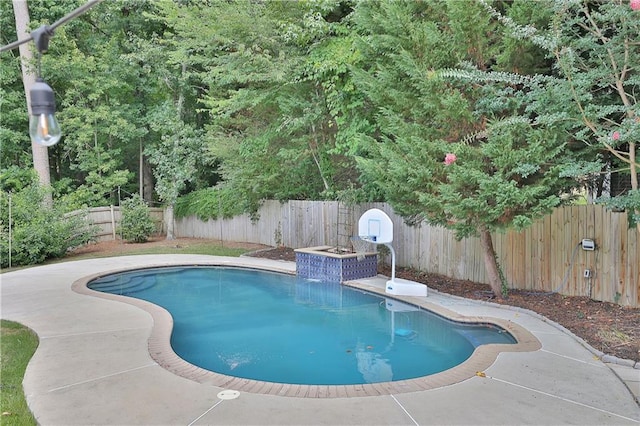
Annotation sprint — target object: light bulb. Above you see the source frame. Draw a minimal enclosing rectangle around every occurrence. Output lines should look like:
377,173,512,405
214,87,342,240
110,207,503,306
29,78,62,147
29,113,61,146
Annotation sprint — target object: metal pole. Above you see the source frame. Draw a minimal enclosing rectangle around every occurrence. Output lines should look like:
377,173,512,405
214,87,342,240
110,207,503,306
117,187,123,241
139,138,143,198
8,193,12,268
219,187,223,248
110,205,116,240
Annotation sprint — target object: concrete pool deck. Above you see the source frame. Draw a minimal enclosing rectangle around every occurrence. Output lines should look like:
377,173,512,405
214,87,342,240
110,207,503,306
1,254,639,425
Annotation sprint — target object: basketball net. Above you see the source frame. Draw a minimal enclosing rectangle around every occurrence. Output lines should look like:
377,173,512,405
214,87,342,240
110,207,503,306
350,236,372,261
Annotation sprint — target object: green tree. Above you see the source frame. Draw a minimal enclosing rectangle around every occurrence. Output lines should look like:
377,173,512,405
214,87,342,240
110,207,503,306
551,0,640,230
144,77,202,239
43,3,151,208
154,0,360,216
2,1,151,209
349,0,575,297
2,0,178,210
3,0,363,220
478,0,640,231
0,1,33,172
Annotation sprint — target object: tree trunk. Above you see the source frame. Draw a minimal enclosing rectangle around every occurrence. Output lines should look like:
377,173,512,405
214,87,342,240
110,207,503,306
142,157,154,204
478,227,504,299
139,139,144,198
629,141,639,235
165,204,175,240
13,0,52,207
139,139,155,203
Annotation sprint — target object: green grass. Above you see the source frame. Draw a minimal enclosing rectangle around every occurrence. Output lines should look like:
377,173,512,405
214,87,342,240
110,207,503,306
65,239,251,260
120,245,248,257
1,320,39,426
1,240,254,273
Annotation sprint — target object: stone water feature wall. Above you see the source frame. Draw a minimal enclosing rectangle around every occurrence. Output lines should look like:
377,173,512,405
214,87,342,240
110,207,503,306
295,246,378,283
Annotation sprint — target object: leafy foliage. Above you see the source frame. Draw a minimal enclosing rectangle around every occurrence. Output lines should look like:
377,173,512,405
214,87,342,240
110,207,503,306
144,103,201,206
345,0,579,296
477,0,640,229
174,187,247,221
0,184,97,268
598,189,640,227
117,194,156,243
3,0,636,269
350,1,569,236
158,0,361,207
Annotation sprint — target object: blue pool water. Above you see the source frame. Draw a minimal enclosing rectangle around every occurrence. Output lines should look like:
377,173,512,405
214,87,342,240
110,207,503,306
89,267,515,385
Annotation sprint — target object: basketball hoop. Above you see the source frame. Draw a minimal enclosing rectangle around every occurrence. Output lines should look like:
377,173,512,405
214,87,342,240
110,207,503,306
357,208,426,297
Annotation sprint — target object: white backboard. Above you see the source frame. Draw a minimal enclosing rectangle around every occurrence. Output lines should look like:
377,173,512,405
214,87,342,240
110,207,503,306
358,208,393,244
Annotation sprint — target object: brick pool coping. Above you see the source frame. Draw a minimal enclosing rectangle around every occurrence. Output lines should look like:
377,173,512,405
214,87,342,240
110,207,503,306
72,262,541,398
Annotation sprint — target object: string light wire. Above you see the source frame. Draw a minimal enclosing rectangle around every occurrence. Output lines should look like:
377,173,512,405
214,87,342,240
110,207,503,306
0,0,105,54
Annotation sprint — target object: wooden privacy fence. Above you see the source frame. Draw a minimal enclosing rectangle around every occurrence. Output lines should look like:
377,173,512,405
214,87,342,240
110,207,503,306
173,201,639,307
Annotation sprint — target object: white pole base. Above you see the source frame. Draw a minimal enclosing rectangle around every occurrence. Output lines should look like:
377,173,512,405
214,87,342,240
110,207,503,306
385,278,427,297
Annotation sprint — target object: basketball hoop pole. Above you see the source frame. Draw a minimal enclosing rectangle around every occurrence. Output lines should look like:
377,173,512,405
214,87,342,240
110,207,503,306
385,243,396,282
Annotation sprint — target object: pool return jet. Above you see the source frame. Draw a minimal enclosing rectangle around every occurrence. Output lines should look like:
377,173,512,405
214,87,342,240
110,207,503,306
358,208,428,297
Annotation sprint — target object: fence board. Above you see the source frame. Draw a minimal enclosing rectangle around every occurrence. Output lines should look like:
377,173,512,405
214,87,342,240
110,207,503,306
631,222,640,307
572,207,584,297
601,210,614,301
610,212,622,303
529,218,540,290
592,207,604,300
616,213,628,305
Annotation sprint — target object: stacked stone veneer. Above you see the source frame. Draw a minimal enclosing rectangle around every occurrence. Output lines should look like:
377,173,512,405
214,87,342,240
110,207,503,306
295,246,378,282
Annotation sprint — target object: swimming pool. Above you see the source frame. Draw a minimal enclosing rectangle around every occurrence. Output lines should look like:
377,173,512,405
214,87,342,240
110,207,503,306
89,266,515,386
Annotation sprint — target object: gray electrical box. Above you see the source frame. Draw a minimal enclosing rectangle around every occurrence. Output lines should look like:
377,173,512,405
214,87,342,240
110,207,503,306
581,239,595,251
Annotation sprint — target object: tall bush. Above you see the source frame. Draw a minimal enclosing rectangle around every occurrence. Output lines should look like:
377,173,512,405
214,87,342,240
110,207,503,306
118,194,156,243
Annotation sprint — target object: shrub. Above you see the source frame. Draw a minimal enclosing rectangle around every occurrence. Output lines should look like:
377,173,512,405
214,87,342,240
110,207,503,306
0,186,97,268
118,194,156,243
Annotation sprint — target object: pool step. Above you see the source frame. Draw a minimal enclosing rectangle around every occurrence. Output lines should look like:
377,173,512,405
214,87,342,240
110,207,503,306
90,275,156,295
